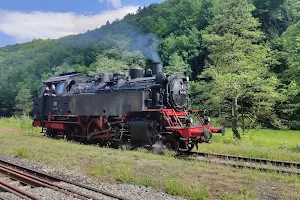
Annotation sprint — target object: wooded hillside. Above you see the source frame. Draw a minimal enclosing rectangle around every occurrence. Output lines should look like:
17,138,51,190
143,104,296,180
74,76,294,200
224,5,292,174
0,0,299,131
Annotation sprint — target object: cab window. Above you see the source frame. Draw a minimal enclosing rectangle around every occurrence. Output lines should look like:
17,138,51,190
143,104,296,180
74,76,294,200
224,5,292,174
56,81,65,95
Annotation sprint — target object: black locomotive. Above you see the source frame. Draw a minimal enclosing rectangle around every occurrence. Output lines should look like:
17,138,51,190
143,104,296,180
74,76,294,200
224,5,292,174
32,62,224,151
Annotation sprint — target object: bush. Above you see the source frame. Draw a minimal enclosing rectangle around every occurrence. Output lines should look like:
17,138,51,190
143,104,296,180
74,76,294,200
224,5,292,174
287,120,300,130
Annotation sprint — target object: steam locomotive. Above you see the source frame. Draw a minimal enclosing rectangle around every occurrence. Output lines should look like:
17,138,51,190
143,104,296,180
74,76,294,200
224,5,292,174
32,62,224,151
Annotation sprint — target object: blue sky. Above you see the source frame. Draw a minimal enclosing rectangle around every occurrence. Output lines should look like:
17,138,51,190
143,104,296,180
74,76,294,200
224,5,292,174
0,0,165,47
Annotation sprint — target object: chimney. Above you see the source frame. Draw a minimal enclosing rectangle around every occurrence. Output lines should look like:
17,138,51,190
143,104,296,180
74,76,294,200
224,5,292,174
152,62,163,76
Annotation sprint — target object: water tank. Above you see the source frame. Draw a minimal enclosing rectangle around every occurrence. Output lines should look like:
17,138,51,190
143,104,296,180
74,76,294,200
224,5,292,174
129,68,144,79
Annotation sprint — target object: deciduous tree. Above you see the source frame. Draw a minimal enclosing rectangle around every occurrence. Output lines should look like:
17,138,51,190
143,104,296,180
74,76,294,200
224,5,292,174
15,87,32,115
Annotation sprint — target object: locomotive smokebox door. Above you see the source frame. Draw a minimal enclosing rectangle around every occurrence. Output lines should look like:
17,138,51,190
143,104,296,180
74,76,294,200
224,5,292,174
130,120,154,146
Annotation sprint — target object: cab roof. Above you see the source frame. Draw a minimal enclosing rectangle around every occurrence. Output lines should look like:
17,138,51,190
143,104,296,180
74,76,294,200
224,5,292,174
43,72,88,84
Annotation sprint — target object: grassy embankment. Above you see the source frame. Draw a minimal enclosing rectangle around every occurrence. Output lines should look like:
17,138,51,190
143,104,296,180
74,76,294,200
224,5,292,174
0,116,300,200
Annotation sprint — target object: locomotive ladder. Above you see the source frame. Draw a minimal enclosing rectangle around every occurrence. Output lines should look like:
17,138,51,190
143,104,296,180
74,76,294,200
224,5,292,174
193,111,206,125
162,111,175,127
162,109,183,127
171,109,183,127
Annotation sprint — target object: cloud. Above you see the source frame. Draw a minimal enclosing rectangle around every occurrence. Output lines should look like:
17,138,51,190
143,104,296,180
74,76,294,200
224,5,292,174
98,0,122,8
0,6,138,43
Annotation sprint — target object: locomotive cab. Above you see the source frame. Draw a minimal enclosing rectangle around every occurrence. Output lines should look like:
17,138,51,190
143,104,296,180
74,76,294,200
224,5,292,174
32,73,91,120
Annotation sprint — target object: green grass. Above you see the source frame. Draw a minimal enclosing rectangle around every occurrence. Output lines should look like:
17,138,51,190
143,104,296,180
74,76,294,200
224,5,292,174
1,116,300,161
196,128,300,162
1,117,300,199
212,129,300,149
0,130,300,200
1,116,300,162
0,115,37,131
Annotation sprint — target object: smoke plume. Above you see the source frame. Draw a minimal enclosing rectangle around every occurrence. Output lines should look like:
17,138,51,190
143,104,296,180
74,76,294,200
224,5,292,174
129,32,161,62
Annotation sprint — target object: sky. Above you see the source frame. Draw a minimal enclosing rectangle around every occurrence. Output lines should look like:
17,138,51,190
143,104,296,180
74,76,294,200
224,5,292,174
0,0,165,47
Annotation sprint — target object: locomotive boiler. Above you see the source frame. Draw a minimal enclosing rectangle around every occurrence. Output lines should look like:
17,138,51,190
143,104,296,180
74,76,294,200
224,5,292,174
32,62,224,151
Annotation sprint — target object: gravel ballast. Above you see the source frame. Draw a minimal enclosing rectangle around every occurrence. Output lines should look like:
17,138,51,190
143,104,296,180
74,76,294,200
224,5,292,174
0,192,23,200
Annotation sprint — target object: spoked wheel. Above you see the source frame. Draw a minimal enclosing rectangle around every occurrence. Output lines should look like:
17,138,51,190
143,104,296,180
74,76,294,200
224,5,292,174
87,119,111,146
162,135,179,152
90,127,107,146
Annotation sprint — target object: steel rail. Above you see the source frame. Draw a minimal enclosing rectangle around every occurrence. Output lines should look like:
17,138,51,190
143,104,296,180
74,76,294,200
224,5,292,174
0,159,128,200
204,159,300,175
177,151,300,175
0,165,99,200
0,180,41,200
188,151,300,169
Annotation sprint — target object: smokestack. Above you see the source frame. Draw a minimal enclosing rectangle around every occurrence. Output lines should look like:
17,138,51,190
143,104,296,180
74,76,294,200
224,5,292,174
152,62,163,76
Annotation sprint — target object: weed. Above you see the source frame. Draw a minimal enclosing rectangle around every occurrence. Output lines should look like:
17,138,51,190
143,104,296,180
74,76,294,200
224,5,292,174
219,188,251,200
0,115,39,133
239,188,251,199
291,144,300,152
117,164,134,182
279,141,288,150
165,179,208,200
14,147,31,158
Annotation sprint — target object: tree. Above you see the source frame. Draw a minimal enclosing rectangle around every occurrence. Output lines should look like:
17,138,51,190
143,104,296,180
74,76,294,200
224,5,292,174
15,87,32,115
252,0,300,37
160,27,203,77
281,0,300,27
164,52,189,74
281,22,300,83
274,22,300,129
89,48,145,74
0,0,296,129
201,0,282,139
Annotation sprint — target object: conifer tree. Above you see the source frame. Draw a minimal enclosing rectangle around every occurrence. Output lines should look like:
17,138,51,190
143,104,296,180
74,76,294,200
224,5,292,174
201,0,281,138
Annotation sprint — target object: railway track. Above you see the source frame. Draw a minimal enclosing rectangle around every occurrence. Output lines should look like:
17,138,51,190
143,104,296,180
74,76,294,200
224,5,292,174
0,159,128,200
177,151,300,175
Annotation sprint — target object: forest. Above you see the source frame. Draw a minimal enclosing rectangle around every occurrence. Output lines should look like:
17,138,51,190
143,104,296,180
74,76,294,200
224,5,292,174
0,0,299,136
